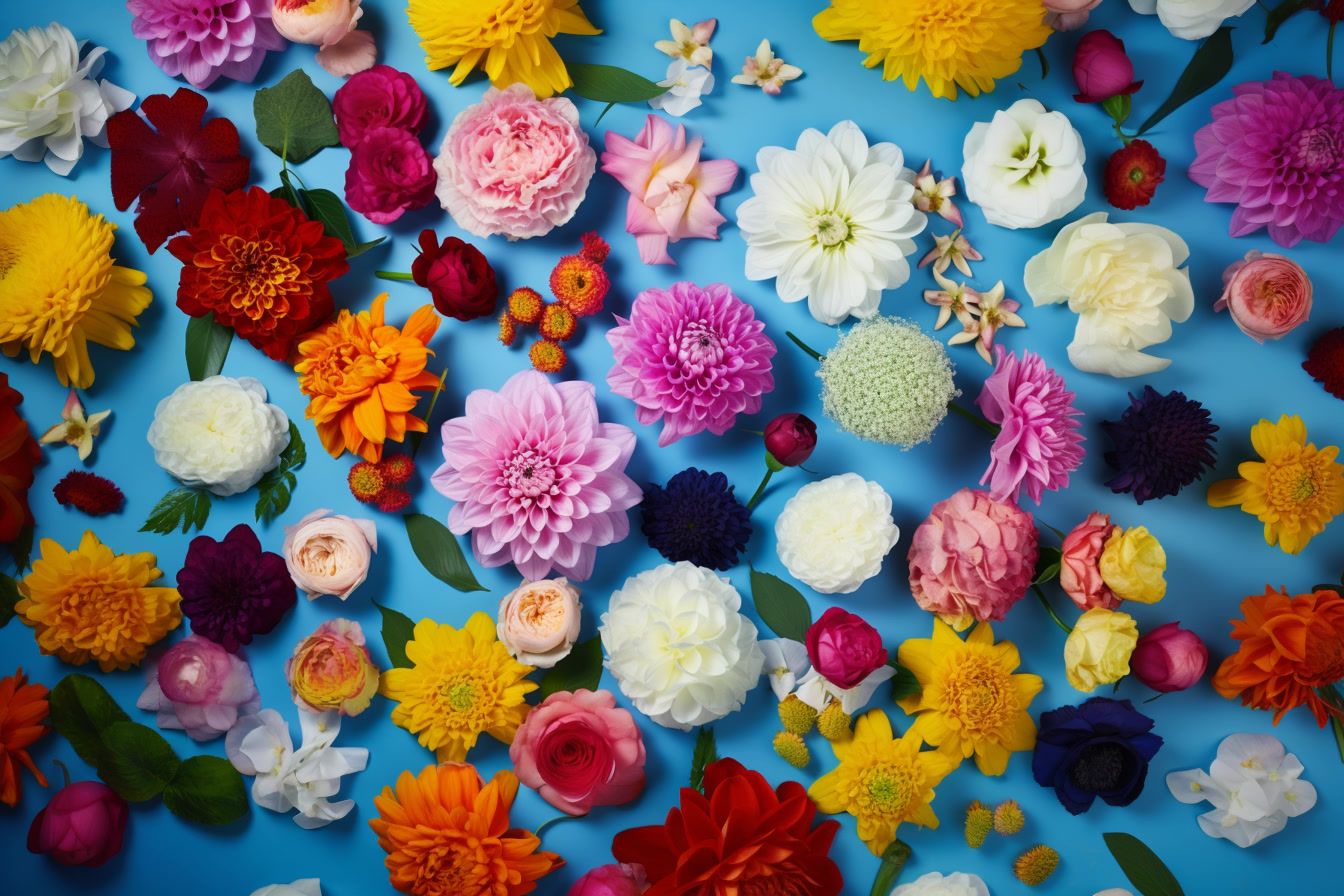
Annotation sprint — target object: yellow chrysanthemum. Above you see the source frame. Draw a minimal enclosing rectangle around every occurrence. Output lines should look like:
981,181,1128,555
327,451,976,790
0,194,152,388
380,613,536,762
1208,415,1344,554
813,0,1051,101
809,709,955,856
897,621,1042,776
407,0,601,98
16,531,180,671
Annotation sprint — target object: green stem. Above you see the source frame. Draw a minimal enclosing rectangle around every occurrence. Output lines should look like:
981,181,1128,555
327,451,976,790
1033,585,1073,634
1329,21,1337,83
1112,121,1135,146
52,758,70,788
785,331,824,362
1039,520,1067,541
870,839,913,896
534,814,574,838
376,271,416,282
946,400,1001,437
746,467,775,512
1035,47,1049,80
406,368,449,460
1332,715,1344,764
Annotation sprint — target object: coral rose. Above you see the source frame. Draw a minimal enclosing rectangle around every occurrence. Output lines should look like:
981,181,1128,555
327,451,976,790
497,579,582,669
283,508,377,601
806,608,888,689
1214,251,1313,343
1132,622,1207,693
1064,608,1139,692
345,126,436,224
285,619,380,716
1060,512,1121,610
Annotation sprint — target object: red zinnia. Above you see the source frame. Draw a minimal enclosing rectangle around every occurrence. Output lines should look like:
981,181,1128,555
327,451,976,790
52,471,125,516
1304,327,1344,400
0,373,40,544
612,758,843,896
1104,139,1166,210
168,187,349,361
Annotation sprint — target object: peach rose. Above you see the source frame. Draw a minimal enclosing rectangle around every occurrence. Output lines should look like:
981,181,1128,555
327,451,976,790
497,578,582,669
271,0,376,76
1214,250,1313,343
285,618,379,716
283,508,376,601
1060,512,1121,611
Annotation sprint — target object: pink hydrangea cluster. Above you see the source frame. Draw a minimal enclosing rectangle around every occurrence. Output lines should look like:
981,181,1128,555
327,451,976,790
127,0,285,89
1060,511,1121,611
334,66,435,224
137,634,261,741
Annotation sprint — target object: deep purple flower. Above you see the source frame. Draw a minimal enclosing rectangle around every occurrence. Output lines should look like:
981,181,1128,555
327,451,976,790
1102,387,1217,504
1033,697,1163,815
177,524,296,652
127,0,286,90
640,468,751,571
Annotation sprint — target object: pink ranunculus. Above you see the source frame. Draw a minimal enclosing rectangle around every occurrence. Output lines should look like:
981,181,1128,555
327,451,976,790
285,618,380,716
272,0,376,76
1131,622,1208,693
497,578,583,669
433,84,595,240
283,508,377,601
805,607,887,689
27,781,127,867
601,115,739,265
332,65,428,147
344,125,436,224
1060,512,1122,611
136,634,261,741
1213,251,1313,343
127,0,287,89
1072,30,1142,103
1046,0,1103,30
568,864,650,896
509,688,647,816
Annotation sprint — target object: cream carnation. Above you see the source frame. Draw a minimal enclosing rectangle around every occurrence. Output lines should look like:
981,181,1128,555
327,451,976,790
1128,0,1255,40
962,99,1086,230
497,578,582,669
775,473,899,595
283,509,377,601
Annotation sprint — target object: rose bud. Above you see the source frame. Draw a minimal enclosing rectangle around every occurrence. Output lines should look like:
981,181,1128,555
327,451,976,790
27,781,128,867
805,607,887,689
1072,31,1142,104
1131,622,1208,693
1045,0,1103,31
497,578,582,669
764,413,817,467
411,230,499,322
137,634,261,741
285,619,380,716
283,508,377,601
1214,251,1313,343
568,863,650,896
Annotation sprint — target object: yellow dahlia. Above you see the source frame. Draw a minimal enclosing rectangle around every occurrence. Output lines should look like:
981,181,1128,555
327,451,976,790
16,532,180,671
813,0,1052,101
379,612,536,762
407,0,601,98
0,194,152,388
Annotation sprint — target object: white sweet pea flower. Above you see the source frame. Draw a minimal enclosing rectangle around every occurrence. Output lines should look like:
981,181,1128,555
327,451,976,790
759,638,809,700
649,59,714,117
962,99,1086,230
1128,0,1255,40
794,665,895,715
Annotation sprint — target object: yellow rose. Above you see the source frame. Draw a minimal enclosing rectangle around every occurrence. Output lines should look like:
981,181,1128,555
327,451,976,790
1098,526,1166,604
1064,608,1138,692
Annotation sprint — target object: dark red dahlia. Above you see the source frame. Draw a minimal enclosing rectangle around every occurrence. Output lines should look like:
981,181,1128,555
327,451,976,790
1104,139,1166,210
52,471,124,516
177,524,296,652
1303,327,1344,400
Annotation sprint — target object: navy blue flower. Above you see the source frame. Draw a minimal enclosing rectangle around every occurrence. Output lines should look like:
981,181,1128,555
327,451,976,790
1102,386,1217,503
641,468,751,571
1032,697,1163,815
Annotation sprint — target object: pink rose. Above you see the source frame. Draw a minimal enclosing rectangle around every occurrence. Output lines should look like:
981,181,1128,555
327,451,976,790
285,618,380,716
345,125,436,224
1060,512,1122,611
137,634,261,741
434,84,596,240
1046,0,1103,30
272,0,376,76
805,607,887,689
1214,251,1313,342
568,864,650,896
283,508,377,601
497,578,582,669
1072,30,1142,103
27,782,127,867
1131,622,1208,693
509,688,646,816
333,64,428,147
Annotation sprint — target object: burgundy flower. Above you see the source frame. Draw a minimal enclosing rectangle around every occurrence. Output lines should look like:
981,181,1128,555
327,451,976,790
764,413,817,466
27,781,127,867
344,126,436,225
411,230,498,321
52,471,124,516
177,524,296,652
1303,327,1344,400
332,64,429,148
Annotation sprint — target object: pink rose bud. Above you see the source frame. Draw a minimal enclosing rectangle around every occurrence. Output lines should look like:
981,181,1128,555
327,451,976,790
27,781,128,867
1072,30,1142,104
1131,622,1208,693
137,634,261,741
497,578,583,669
805,607,887,689
1214,251,1313,343
567,863,650,896
1060,512,1121,611
764,413,818,467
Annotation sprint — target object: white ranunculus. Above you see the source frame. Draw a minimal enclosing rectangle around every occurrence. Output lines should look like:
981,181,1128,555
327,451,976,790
649,58,714,117
891,871,991,896
1024,212,1194,377
1129,0,1255,40
775,473,899,594
249,881,322,896
600,562,764,730
738,120,927,324
962,99,1086,230
759,638,809,700
147,376,290,497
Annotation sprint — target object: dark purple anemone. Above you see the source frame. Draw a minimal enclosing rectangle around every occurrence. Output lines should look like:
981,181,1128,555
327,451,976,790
1032,696,1163,815
640,468,751,572
177,523,295,652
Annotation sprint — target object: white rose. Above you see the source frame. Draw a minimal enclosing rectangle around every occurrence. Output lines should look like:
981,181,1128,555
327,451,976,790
962,99,1086,230
1129,0,1255,40
1025,212,1194,377
147,376,290,496
249,882,321,896
775,473,899,594
892,871,991,896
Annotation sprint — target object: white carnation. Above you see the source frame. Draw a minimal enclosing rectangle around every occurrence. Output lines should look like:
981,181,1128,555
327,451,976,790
962,99,1086,230
775,473,899,594
147,376,290,497
1129,0,1255,40
891,871,991,896
600,562,764,730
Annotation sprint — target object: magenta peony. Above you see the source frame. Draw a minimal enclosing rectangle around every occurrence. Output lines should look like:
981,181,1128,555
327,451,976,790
332,65,428,147
568,864,650,896
136,634,261,741
27,781,127,867
1131,622,1208,693
805,608,887,689
1060,512,1121,611
1214,250,1313,342
127,0,286,89
344,125,436,224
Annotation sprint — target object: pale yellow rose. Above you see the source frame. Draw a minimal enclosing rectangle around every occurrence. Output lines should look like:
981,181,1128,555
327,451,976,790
1099,526,1166,604
1064,608,1138,692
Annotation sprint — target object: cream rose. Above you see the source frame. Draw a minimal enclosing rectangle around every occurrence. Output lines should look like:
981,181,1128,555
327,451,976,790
497,578,582,669
283,508,377,601
1128,0,1255,40
962,99,1086,230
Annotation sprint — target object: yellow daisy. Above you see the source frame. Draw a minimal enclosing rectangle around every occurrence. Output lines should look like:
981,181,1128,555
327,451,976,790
809,709,955,856
0,194,152,388
380,612,536,762
897,621,1042,776
1208,415,1344,554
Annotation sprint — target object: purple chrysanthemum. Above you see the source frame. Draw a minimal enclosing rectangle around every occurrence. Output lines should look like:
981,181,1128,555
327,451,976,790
431,370,642,581
607,281,776,447
1102,386,1218,504
127,0,286,90
641,468,752,571
1190,72,1344,247
177,523,296,652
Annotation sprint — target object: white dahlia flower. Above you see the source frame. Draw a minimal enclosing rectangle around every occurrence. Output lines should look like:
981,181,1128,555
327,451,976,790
1129,0,1254,40
962,99,1086,230
775,473,899,594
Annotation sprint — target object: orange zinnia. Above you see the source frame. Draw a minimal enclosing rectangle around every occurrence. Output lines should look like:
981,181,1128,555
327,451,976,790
370,762,560,896
1,668,50,807
294,293,440,462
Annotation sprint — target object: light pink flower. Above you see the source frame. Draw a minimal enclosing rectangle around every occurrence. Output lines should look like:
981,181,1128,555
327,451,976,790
1060,512,1121,610
913,160,963,227
654,18,716,67
137,635,261,741
924,272,979,331
127,0,286,89
1213,250,1313,343
497,578,582,669
283,508,377,601
918,230,982,277
271,0,376,76
1046,0,1103,30
965,281,1025,364
730,39,802,95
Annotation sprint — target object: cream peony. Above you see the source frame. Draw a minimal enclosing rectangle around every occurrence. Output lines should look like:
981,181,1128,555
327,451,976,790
962,99,1086,230
1128,0,1255,40
775,473,899,594
497,578,582,669
891,871,991,896
147,376,290,497
599,562,763,730
283,509,377,601
1025,212,1194,377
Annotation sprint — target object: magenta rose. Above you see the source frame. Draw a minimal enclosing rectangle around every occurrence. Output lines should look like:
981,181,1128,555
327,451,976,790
764,413,817,467
137,634,261,741
344,125,436,224
568,864,650,896
1214,251,1313,342
1072,30,1142,104
411,230,498,321
805,607,887,689
27,782,128,867
332,64,428,147
1131,622,1208,693
1060,512,1121,611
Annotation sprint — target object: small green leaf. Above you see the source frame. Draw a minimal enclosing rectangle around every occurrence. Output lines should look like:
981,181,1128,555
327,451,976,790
1137,28,1234,136
99,721,181,801
689,726,717,793
300,188,384,259
376,602,416,669
567,62,666,104
47,674,133,773
184,312,233,381
1033,547,1063,585
254,69,340,164
1103,832,1185,896
403,513,487,592
349,238,386,259
254,423,306,525
162,755,249,826
0,573,18,629
7,524,33,572
870,839,913,896
749,569,812,642
888,662,921,703
141,487,213,535
538,636,603,699
1264,0,1315,43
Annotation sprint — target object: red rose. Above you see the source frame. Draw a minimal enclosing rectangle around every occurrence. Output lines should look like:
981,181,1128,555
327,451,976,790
764,412,818,466
332,64,429,148
806,607,887,688
411,230,499,321
1072,30,1142,104
344,126,436,225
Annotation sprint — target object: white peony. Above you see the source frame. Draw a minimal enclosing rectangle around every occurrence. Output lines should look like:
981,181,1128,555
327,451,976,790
147,376,290,496
1024,212,1194,377
649,58,713,117
962,99,1086,230
249,882,322,896
738,120,927,324
891,871,991,896
1129,0,1255,40
600,562,764,730
775,473,899,594
0,23,133,175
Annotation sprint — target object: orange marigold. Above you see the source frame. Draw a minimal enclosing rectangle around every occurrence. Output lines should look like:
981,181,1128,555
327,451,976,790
506,287,544,325
0,668,49,808
295,294,440,462
528,339,567,373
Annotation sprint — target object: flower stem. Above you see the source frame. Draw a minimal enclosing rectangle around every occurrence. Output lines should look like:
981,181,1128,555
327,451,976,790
1033,585,1073,634
870,839,913,896
1034,48,1049,80
745,466,775,512
946,400,1001,437
534,814,574,838
1038,520,1068,541
406,368,449,459
376,271,416,282
784,331,824,362
52,758,70,788
1329,22,1337,83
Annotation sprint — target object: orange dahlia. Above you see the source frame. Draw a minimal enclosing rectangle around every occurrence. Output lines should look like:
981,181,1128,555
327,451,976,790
0,372,41,544
295,293,440,462
0,668,49,808
369,762,561,896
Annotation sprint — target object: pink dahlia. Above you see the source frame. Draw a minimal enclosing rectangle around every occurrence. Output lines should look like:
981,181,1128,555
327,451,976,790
607,282,775,447
127,0,286,89
1190,73,1344,247
976,346,1085,506
431,370,641,581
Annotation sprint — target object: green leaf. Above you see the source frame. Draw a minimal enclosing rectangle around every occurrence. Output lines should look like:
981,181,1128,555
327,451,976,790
1103,832,1185,896
888,662,921,703
1033,547,1063,585
375,601,416,669
254,422,306,526
1137,28,1234,136
254,69,340,164
141,487,213,535
1264,0,1315,43
184,312,233,381
47,674,133,773
0,573,17,629
567,62,666,105
162,755,249,826
689,726,717,793
870,839,913,896
403,513,487,592
349,238,386,259
538,636,603,699
300,188,385,258
99,721,180,801
7,524,33,572
749,569,812,642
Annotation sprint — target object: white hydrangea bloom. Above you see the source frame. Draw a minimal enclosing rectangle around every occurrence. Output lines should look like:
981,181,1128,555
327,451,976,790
962,99,1086,230
891,871,991,896
775,473,899,594
1129,0,1255,40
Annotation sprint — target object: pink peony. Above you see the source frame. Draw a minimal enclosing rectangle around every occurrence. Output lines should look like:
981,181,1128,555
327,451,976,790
127,0,286,89
433,84,595,240
27,781,127,867
1046,0,1103,30
1060,512,1121,611
568,864,650,896
344,125,436,224
601,115,739,265
432,370,641,581
1214,250,1313,343
136,634,261,741
509,688,646,816
908,488,1039,630
332,65,428,147
1131,622,1208,693
607,282,775,447
806,607,887,689
271,0,376,77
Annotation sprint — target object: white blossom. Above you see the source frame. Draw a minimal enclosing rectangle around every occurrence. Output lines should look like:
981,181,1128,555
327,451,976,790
1128,0,1255,40
649,59,713,117
759,638,809,700
962,99,1086,230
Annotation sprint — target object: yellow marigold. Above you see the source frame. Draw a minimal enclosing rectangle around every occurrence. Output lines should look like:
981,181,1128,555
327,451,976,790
1064,608,1138,693
295,293,441,462
16,532,180,671
1099,525,1167,603
1208,414,1344,554
0,194,152,388
407,0,601,98
379,613,536,762
898,620,1042,776
813,0,1051,101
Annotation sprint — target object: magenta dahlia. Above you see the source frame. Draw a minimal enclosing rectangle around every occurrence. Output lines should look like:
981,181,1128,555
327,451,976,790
1190,72,1344,247
127,0,286,89
607,281,776,447
431,370,642,581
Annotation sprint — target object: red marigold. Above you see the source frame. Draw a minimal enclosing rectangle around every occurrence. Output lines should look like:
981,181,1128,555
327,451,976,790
376,489,411,513
52,471,125,516
1303,326,1344,400
168,187,349,361
507,288,544,325
0,373,40,544
349,461,386,504
1104,139,1166,210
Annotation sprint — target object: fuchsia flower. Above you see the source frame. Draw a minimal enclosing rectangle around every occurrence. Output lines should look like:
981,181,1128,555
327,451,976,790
332,65,428,147
127,0,286,89
918,230,981,277
137,634,261,741
344,125,436,224
27,781,127,867
913,161,963,227
568,864,650,896
1072,30,1142,104
1214,251,1313,343
1131,622,1208,693
806,608,887,689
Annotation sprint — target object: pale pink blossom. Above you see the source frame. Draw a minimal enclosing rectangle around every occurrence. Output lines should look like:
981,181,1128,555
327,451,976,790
282,509,377,601
137,635,260,741
497,578,583,669
1046,0,1104,30
918,229,982,277
654,18,716,67
730,39,802,96
271,0,376,76
1213,250,1313,342
39,390,110,461
966,281,1025,364
913,160,963,227
923,272,979,331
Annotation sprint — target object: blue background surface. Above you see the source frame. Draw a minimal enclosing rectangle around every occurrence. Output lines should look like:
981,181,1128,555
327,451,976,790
1,2,1339,894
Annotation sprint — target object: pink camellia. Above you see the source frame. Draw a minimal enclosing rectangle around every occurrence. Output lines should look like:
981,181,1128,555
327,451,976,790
568,864,650,896
908,488,1040,631
1047,0,1104,31
27,781,128,867
137,634,261,741
1072,30,1142,104
283,508,377,601
271,0,376,76
509,688,647,816
433,84,595,240
601,115,739,265
1131,622,1208,692
345,125,436,224
497,578,583,669
127,0,286,89
1214,251,1313,343
805,608,887,689
285,618,380,716
1060,512,1121,611
332,65,428,147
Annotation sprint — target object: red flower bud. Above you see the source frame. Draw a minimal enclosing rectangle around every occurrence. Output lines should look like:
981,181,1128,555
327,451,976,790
27,781,128,867
1072,30,1142,104
411,230,498,321
763,413,817,467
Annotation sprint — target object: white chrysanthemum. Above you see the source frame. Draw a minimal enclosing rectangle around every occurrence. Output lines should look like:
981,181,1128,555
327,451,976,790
0,23,134,175
738,120,927,324
1129,0,1254,40
600,562,764,730
147,376,290,497
892,871,992,896
775,473,899,594
962,99,1086,230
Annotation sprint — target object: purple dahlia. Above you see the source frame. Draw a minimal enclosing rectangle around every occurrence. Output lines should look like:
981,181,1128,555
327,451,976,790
1102,386,1217,504
127,0,286,90
178,524,296,653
